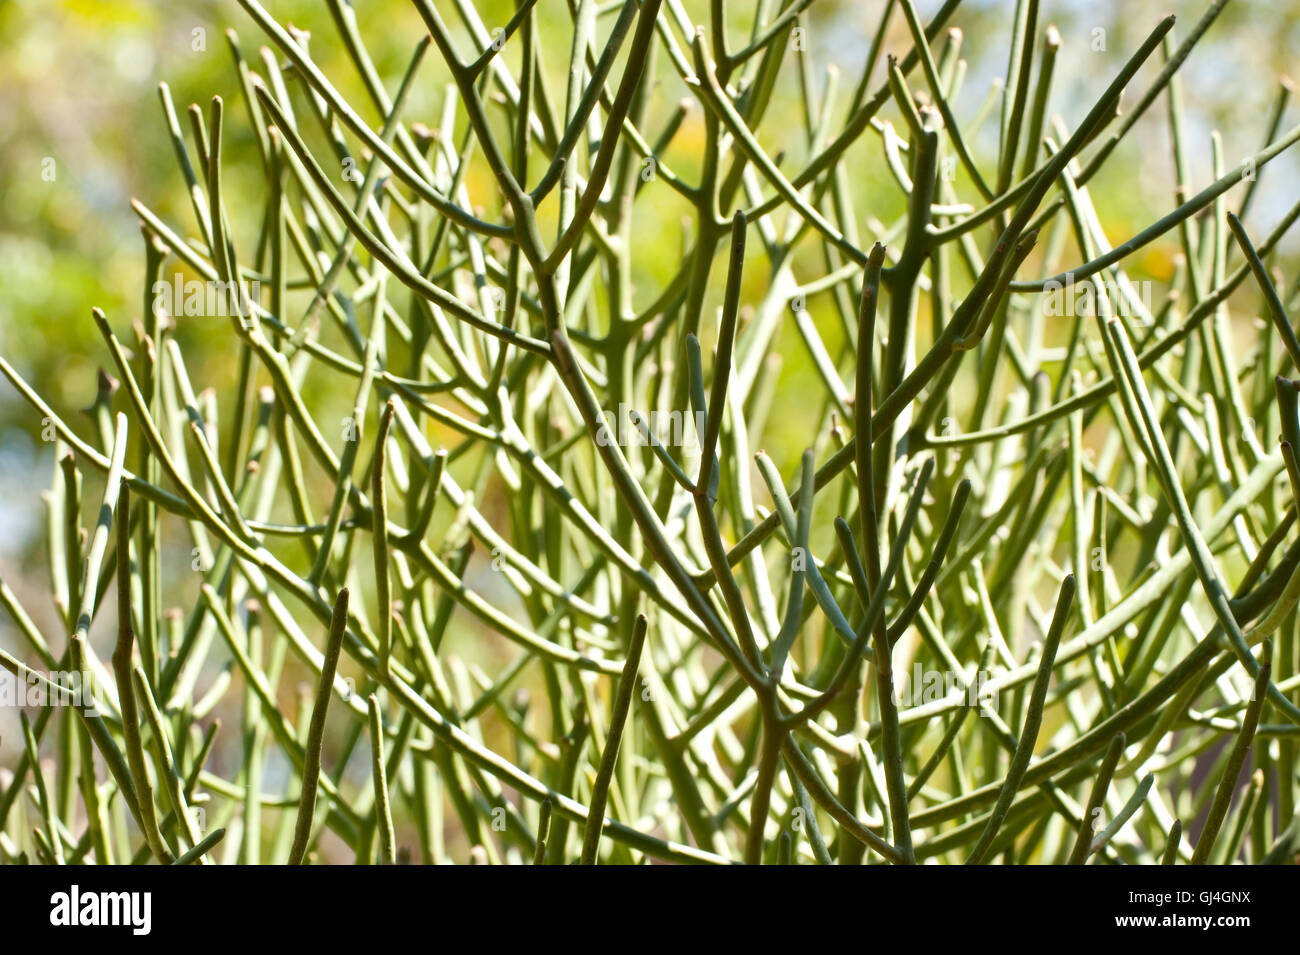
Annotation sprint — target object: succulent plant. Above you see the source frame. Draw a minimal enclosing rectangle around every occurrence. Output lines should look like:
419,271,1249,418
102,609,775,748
2,0,1299,867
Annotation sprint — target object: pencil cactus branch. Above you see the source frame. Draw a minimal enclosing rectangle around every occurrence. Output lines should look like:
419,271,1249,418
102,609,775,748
2,0,1299,868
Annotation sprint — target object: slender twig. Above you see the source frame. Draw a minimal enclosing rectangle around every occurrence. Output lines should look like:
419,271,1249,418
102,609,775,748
288,588,351,865
580,614,647,864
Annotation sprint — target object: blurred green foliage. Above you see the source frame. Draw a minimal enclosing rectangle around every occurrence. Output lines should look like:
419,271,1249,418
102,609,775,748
4,0,1300,510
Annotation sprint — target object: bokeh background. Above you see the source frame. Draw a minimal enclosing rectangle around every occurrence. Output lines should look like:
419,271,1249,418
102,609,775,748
5,0,1300,530
4,0,1299,500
